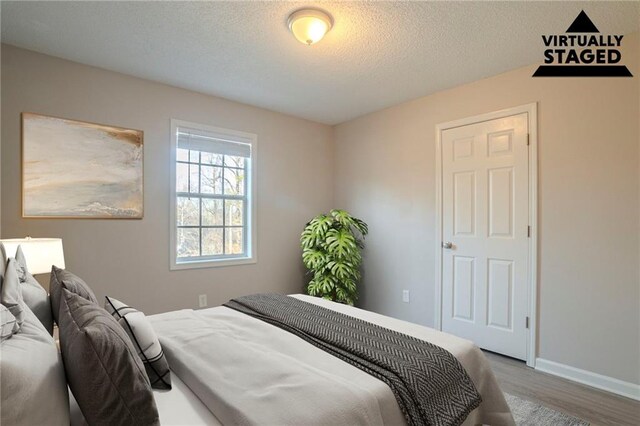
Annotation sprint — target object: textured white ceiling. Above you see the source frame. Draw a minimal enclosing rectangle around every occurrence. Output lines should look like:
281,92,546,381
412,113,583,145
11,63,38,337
2,1,638,125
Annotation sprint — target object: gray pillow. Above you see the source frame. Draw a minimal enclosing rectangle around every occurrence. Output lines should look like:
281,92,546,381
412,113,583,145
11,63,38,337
1,259,25,326
14,246,30,281
0,304,19,340
59,288,160,426
50,266,98,325
0,243,7,282
1,300,69,425
15,246,54,334
105,296,172,390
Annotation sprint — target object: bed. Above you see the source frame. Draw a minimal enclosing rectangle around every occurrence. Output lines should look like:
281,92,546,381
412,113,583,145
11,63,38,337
8,290,516,425
2,240,513,426
66,293,513,425
143,294,514,426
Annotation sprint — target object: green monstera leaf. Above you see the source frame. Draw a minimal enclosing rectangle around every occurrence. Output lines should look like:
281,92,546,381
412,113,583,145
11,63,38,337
300,210,368,305
302,249,327,270
326,228,357,259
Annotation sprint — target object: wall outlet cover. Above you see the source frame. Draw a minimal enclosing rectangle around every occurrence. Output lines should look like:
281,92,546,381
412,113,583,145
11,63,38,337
198,294,208,308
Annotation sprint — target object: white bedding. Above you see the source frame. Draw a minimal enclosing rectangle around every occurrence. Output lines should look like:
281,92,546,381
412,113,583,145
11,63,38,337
154,374,222,425
148,295,514,426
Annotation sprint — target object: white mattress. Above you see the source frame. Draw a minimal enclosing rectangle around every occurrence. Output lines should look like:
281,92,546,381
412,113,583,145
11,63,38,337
69,373,221,426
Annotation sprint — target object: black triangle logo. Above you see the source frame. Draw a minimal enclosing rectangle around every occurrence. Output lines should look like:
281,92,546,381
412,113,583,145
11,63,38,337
566,10,600,33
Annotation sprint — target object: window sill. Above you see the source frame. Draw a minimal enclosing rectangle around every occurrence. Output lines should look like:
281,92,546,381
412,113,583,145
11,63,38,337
170,256,256,270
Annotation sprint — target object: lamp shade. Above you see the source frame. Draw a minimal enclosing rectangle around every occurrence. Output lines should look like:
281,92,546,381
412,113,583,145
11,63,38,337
0,238,65,274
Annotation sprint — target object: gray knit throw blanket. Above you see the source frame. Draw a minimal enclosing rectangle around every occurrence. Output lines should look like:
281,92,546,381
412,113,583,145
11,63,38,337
224,294,481,426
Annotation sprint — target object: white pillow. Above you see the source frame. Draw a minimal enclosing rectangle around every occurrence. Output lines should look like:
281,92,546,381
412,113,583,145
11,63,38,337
105,296,172,390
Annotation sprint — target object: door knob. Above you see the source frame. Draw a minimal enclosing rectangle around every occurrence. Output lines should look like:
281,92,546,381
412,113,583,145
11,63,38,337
442,242,453,249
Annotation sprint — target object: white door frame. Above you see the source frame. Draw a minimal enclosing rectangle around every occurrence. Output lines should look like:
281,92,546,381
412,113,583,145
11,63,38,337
434,103,538,367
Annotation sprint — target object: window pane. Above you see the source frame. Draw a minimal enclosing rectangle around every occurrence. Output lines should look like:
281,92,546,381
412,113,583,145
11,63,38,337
224,155,245,168
225,200,243,226
177,148,189,162
189,164,200,193
202,199,223,226
225,228,243,255
177,197,200,226
223,167,245,196
202,228,223,256
202,152,223,166
174,125,253,266
201,166,222,194
176,163,189,193
177,228,200,258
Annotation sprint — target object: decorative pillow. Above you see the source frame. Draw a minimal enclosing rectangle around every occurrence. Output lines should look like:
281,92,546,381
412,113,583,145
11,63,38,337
105,296,172,390
1,300,69,425
15,246,54,334
59,289,160,426
0,243,7,281
104,297,171,389
14,245,30,281
0,304,19,340
50,266,98,325
1,259,25,326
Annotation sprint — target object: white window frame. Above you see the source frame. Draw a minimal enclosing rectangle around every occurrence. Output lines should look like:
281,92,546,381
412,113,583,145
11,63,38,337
170,119,257,270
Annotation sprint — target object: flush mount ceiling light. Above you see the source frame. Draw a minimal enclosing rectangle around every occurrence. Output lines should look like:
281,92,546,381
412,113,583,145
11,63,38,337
287,8,333,45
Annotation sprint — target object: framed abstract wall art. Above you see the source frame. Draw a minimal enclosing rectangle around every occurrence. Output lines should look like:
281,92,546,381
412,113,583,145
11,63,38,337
22,113,144,218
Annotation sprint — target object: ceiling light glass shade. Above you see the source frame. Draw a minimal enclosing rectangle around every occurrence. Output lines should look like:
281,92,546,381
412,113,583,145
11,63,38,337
288,9,333,45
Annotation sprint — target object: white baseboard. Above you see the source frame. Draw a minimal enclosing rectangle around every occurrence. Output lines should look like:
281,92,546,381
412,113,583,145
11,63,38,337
535,358,640,401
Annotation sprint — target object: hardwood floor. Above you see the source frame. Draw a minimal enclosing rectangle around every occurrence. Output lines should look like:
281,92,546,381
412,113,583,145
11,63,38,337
484,351,640,426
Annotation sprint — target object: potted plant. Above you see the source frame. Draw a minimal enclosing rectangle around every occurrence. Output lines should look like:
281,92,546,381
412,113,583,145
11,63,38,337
300,209,368,305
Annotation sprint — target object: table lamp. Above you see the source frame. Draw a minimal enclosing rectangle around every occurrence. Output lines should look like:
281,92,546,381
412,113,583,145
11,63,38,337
0,237,66,274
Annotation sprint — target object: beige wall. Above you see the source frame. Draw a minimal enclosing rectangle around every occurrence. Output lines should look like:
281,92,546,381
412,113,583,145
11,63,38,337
1,45,334,314
334,33,639,384
2,33,639,386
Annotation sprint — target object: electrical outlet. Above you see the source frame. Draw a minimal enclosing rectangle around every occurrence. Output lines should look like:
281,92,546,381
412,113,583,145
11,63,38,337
198,294,207,308
402,290,410,303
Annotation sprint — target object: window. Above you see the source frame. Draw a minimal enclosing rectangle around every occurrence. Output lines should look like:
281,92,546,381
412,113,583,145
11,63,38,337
170,120,256,269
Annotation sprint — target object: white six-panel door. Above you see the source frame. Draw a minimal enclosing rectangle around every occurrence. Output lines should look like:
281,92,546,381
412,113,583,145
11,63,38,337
441,113,529,360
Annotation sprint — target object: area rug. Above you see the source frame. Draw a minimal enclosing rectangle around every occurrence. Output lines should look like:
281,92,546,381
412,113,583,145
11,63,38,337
505,393,589,426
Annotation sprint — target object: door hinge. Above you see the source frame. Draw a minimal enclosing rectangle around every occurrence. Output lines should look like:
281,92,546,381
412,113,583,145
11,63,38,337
527,226,531,238
526,317,530,329
527,133,530,146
